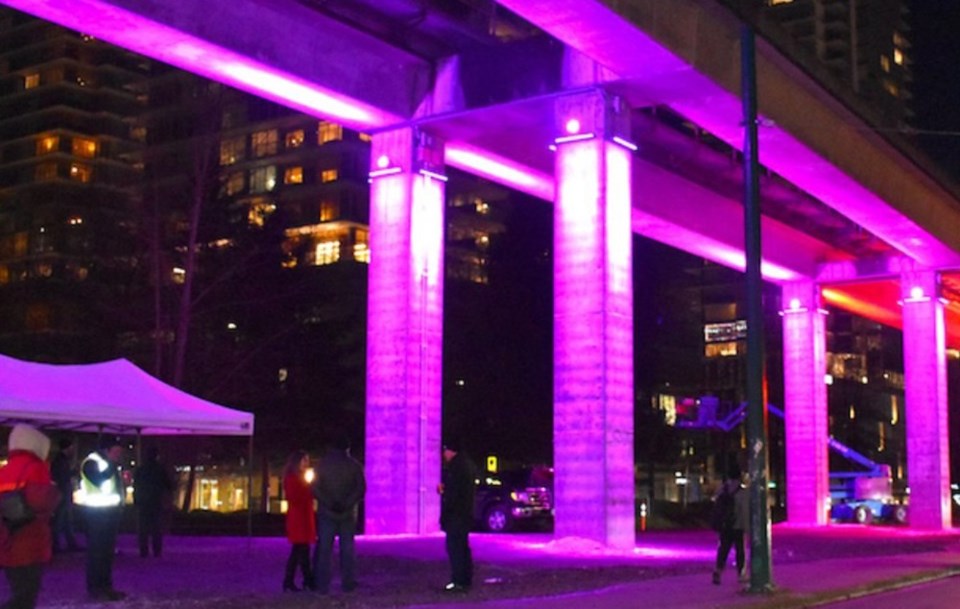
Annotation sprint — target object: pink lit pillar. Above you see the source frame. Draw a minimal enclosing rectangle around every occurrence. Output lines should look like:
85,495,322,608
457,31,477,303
781,282,829,525
553,92,635,548
900,268,950,529
365,128,446,534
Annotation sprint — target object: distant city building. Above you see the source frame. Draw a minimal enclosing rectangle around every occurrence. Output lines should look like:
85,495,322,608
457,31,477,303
0,9,148,360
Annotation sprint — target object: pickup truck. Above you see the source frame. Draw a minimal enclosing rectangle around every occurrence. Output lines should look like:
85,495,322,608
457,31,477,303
474,467,553,532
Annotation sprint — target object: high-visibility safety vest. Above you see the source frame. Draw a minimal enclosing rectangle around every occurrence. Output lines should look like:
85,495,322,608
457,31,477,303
75,451,122,508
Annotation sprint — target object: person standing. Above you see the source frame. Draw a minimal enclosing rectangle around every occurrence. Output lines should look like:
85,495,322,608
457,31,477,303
77,436,126,602
282,451,316,592
133,446,173,558
311,436,365,595
50,438,82,553
711,464,748,585
439,439,477,593
0,424,60,609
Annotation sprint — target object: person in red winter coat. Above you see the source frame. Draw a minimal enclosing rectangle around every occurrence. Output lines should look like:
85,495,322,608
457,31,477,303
282,451,316,592
0,424,60,609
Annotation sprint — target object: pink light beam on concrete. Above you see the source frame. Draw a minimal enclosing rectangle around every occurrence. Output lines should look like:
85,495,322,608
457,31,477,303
781,282,829,525
2,0,400,130
553,93,635,548
900,268,951,529
365,129,444,535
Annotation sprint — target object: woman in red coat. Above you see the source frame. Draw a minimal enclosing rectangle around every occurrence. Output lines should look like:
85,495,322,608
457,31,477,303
282,450,316,591
0,424,60,609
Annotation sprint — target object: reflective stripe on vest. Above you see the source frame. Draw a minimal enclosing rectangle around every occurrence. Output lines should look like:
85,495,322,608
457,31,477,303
76,451,122,507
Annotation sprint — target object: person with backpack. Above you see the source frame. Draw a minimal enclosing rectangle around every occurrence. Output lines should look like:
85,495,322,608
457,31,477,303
711,463,748,585
0,424,60,609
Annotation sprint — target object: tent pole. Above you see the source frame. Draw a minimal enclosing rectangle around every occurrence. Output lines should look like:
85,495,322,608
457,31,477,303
247,434,254,543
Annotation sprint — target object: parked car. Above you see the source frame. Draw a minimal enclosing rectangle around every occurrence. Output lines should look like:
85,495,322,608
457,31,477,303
474,466,553,532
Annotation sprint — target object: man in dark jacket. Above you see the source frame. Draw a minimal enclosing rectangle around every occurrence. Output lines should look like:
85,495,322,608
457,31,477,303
133,446,173,558
310,435,365,594
439,439,477,592
50,438,82,553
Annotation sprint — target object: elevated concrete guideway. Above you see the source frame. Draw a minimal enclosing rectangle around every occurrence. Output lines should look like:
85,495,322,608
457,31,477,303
7,0,960,538
6,0,960,294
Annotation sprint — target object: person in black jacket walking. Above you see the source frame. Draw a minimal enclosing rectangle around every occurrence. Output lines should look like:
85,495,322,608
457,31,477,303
438,439,477,593
310,435,365,595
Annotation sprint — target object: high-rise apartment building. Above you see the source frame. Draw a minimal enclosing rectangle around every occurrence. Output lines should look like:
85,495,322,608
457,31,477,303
0,9,148,360
759,0,912,126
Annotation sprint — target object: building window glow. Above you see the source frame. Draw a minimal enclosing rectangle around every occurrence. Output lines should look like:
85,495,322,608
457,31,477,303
849,404,856,420
318,122,342,144
69,163,92,183
314,240,341,265
36,135,58,155
247,198,276,227
285,129,305,149
891,397,899,425
880,55,891,72
284,166,303,184
319,200,339,221
24,72,40,89
250,166,277,193
320,169,338,183
251,129,278,157
223,172,244,196
72,137,97,158
219,137,245,165
354,228,370,263
172,267,186,284
705,341,739,358
358,133,372,143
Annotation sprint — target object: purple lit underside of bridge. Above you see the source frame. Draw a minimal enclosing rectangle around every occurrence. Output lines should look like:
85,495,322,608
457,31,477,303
4,0,957,538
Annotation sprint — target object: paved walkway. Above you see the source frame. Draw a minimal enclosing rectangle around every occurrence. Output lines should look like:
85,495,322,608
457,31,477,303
413,525,960,609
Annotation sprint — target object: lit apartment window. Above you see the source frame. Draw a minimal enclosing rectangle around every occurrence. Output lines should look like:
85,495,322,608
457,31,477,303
250,166,277,193
36,135,59,155
704,341,738,358
251,129,278,157
248,199,276,227
320,169,338,183
880,55,890,73
354,229,370,263
285,130,305,149
883,80,899,98
130,126,147,143
219,137,245,166
35,163,58,181
284,166,304,184
223,172,244,196
769,0,793,4
24,72,39,89
72,137,97,158
0,265,8,285
893,48,904,66
318,122,342,144
314,240,341,265
319,200,339,221
70,163,92,183
358,133,372,143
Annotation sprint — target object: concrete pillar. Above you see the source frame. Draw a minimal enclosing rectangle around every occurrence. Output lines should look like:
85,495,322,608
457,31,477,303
364,128,445,534
781,282,829,525
552,91,635,548
900,268,950,529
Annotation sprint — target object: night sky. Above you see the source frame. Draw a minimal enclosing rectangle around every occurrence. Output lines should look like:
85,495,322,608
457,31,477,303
907,1,960,174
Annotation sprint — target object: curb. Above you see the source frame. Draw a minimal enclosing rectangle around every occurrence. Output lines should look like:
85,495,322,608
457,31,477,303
741,567,960,609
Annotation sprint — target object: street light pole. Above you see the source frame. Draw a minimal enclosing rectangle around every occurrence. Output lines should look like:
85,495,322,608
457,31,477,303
740,23,774,593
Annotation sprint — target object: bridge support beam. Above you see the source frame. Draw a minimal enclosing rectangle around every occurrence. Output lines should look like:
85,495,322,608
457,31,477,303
364,128,446,534
900,268,951,529
552,91,635,548
781,282,829,525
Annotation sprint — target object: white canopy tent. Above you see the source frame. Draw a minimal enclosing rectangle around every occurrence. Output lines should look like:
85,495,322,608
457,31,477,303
0,354,256,532
0,354,253,435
